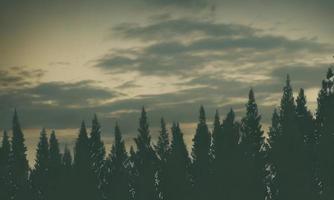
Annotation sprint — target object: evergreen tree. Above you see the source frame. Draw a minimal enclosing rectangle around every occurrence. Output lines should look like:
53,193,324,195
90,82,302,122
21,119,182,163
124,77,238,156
9,109,29,200
296,88,319,199
104,123,130,200
212,109,243,200
89,114,106,181
267,109,281,200
0,130,11,200
317,68,334,199
154,118,170,162
270,75,310,200
239,89,265,200
133,107,158,200
73,121,99,200
30,128,50,200
154,118,170,200
48,130,62,200
191,106,211,200
210,110,221,161
60,145,75,200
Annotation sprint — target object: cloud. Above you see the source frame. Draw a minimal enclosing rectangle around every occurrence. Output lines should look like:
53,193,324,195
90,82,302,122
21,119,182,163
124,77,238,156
0,66,45,89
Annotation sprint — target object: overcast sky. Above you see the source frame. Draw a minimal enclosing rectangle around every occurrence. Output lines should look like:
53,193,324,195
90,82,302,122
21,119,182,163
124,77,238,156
0,0,333,164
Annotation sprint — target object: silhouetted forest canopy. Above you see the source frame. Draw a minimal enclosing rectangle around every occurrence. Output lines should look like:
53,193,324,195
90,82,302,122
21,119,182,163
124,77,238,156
1,68,334,200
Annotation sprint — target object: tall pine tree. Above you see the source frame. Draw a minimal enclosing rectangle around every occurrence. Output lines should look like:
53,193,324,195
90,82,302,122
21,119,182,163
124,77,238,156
191,106,211,200
212,109,243,200
270,75,310,200
317,68,334,199
164,122,191,200
133,107,158,200
9,109,29,200
73,121,99,200
104,123,130,200
239,89,265,200
30,128,50,200
154,118,170,200
0,130,11,200
48,130,62,200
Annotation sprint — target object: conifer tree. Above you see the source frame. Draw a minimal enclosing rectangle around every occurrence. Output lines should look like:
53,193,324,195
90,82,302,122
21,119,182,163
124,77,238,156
191,106,211,200
73,121,99,200
270,75,310,200
9,109,29,200
296,88,319,199
133,107,158,200
317,68,334,199
154,118,170,200
154,118,170,162
212,109,242,200
210,110,221,161
89,114,106,180
104,123,130,200
267,109,281,200
240,89,265,200
31,128,50,200
60,145,75,200
0,130,11,200
48,130,62,200
164,122,191,200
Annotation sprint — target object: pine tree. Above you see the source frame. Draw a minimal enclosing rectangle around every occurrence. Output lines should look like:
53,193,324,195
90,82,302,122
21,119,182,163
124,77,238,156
0,130,11,200
48,130,62,200
163,122,191,200
30,128,50,200
191,106,211,200
104,123,130,200
212,109,243,200
267,109,281,200
317,68,334,199
239,89,265,200
296,88,319,199
154,118,170,162
60,145,75,200
89,114,106,181
210,110,221,161
133,107,158,200
73,121,98,200
9,109,29,200
154,118,170,200
270,75,309,200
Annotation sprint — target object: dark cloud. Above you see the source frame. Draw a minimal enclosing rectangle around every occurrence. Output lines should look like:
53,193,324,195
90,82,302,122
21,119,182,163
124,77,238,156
0,66,45,89
112,18,257,41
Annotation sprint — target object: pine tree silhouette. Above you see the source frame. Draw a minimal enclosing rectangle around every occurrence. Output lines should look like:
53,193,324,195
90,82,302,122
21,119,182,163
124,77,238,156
89,114,106,194
271,75,309,200
9,110,30,200
30,128,50,200
239,89,265,200
48,130,62,200
133,107,158,200
103,123,131,200
0,130,11,200
60,145,74,200
317,68,334,199
73,121,99,200
191,106,211,200
296,88,319,200
164,122,191,200
212,109,243,200
154,118,170,200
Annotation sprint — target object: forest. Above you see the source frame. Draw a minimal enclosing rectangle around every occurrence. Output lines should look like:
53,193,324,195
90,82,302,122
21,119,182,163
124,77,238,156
0,68,334,200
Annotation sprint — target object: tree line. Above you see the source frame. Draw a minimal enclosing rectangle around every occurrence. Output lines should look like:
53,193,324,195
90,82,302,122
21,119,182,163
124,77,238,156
0,69,334,200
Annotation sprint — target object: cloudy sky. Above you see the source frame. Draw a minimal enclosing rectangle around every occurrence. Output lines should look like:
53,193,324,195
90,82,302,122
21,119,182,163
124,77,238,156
0,0,333,164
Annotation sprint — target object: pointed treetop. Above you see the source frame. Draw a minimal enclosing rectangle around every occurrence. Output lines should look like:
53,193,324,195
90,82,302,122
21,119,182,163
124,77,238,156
199,105,206,123
327,68,333,79
286,74,291,86
214,110,220,126
249,88,255,102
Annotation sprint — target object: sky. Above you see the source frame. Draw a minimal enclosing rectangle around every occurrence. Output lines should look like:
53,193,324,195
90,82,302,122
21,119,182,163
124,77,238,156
0,0,333,165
